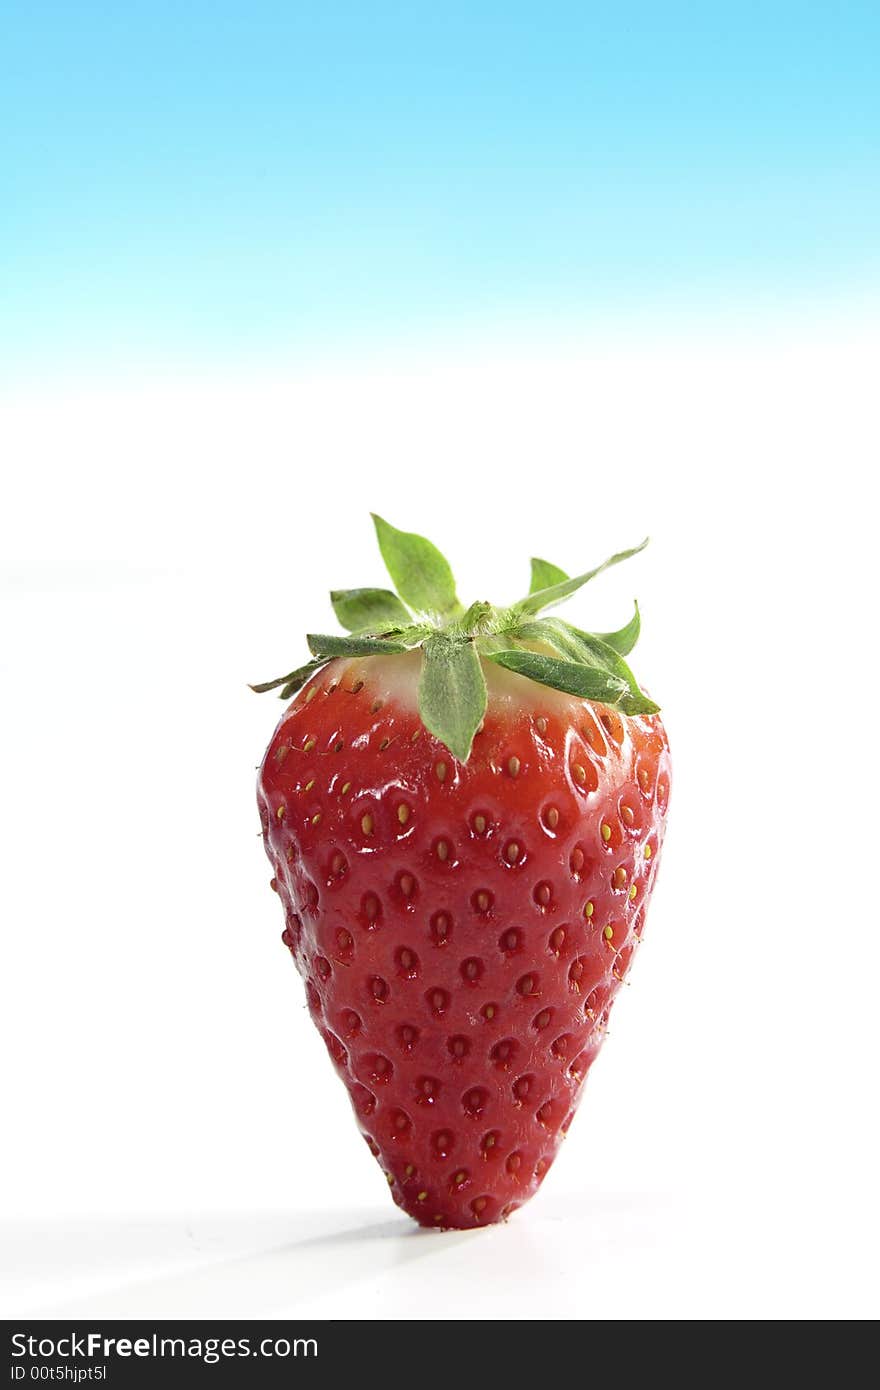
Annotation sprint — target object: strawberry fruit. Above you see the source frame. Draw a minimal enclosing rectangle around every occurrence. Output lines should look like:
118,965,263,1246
254,516,670,1228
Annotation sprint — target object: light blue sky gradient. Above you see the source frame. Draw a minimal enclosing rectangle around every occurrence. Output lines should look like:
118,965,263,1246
3,2,879,369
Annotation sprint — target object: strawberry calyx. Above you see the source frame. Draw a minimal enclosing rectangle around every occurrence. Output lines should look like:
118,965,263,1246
251,515,660,762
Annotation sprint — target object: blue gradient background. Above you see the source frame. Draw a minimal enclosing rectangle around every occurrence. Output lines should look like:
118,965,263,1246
3,2,879,371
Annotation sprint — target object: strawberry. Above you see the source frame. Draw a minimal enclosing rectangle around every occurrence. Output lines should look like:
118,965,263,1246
254,516,670,1228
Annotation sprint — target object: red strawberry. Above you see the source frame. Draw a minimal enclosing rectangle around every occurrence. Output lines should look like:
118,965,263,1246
254,516,670,1228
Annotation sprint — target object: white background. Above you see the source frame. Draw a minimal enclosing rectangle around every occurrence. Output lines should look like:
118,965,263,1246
2,307,877,1319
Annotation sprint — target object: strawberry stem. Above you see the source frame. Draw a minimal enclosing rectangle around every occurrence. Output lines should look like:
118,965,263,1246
251,517,660,756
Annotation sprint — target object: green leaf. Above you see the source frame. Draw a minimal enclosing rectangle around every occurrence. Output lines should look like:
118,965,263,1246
517,616,651,710
554,618,637,672
249,658,328,698
513,619,587,662
280,667,327,701
515,538,649,618
596,601,640,656
307,633,412,658
487,648,659,715
372,513,460,616
419,634,488,762
330,587,412,632
529,557,568,594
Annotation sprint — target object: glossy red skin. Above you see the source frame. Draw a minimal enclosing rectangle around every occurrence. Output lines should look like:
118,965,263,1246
258,658,670,1229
